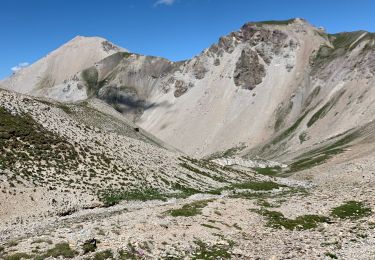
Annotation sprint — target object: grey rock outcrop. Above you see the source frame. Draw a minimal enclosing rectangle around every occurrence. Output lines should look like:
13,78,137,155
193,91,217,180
233,48,266,90
174,79,193,97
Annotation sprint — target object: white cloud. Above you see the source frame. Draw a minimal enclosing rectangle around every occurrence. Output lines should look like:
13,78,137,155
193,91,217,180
154,0,176,6
11,62,29,72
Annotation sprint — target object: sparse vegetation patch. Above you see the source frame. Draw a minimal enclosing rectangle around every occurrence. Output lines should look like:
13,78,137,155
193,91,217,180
252,166,281,176
191,240,231,259
34,242,78,259
255,209,329,230
98,188,167,207
288,130,359,172
166,200,213,217
331,201,372,220
93,249,113,260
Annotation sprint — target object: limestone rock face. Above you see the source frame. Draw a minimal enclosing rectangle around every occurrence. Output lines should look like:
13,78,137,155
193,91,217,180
192,59,208,80
234,47,266,90
173,79,193,98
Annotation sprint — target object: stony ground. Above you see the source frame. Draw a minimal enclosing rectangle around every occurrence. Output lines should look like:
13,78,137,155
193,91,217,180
1,88,375,260
1,144,374,259
0,90,374,259
0,89,265,228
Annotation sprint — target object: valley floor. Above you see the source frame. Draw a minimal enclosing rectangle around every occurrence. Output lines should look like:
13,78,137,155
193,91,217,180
1,148,375,260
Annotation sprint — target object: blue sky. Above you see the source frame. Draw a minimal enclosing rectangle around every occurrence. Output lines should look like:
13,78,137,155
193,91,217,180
1,0,375,79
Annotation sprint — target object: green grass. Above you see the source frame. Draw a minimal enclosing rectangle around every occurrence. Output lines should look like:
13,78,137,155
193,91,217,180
331,31,369,50
35,242,78,259
98,188,167,207
252,167,281,176
331,201,372,220
4,253,33,260
325,252,338,259
258,109,311,157
201,223,220,230
288,130,359,173
206,144,246,160
166,200,213,217
98,184,203,207
256,199,274,208
171,183,200,198
256,209,329,230
0,107,52,146
253,18,296,25
307,90,345,127
118,251,135,260
0,107,80,187
191,240,231,260
93,250,113,260
303,86,321,109
230,187,308,200
248,107,316,158
82,241,96,254
312,31,375,71
274,101,294,131
31,239,52,245
179,162,225,182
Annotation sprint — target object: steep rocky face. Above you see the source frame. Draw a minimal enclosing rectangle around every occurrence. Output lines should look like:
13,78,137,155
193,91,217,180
243,30,375,163
81,53,177,121
234,47,266,90
136,18,327,157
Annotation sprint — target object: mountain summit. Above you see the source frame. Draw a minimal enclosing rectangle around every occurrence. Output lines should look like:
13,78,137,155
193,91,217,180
0,36,125,100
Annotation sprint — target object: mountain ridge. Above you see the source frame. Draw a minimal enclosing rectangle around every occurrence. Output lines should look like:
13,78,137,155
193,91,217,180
1,18,375,160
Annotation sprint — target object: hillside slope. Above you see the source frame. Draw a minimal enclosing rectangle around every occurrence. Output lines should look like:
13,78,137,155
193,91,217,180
0,88,271,229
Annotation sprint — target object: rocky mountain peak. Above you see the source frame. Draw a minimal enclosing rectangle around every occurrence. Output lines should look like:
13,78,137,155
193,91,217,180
0,36,125,97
